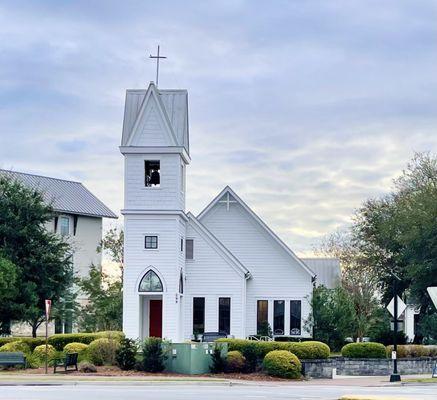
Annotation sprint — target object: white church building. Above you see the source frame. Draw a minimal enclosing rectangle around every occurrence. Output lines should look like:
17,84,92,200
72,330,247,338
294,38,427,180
121,82,340,342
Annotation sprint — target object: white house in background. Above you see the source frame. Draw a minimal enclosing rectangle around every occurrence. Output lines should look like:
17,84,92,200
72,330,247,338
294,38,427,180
121,82,340,342
0,169,117,335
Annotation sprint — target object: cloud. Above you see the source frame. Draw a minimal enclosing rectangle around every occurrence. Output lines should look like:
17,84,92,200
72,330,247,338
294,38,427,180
1,0,437,255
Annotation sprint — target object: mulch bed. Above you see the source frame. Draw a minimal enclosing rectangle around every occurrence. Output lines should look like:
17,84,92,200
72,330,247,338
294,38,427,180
0,366,299,381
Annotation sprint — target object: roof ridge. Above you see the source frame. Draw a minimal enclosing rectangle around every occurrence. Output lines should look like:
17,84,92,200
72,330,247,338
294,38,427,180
0,169,82,184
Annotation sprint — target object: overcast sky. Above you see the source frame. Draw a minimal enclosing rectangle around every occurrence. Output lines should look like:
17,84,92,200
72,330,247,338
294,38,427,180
1,1,436,255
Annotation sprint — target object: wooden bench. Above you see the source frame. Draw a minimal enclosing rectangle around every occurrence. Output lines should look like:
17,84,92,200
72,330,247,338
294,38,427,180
53,352,78,373
0,352,27,368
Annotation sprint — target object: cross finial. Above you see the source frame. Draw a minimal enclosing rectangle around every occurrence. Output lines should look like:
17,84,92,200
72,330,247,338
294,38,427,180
149,45,167,87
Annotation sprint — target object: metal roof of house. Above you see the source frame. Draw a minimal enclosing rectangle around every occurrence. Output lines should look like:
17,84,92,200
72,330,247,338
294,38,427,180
301,258,341,289
0,169,117,219
121,83,189,152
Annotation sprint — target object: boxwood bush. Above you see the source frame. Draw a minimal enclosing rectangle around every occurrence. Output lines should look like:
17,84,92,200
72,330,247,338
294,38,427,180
87,338,120,366
226,350,246,372
0,337,45,351
32,344,57,362
0,340,31,355
341,342,386,359
64,342,89,354
263,350,301,379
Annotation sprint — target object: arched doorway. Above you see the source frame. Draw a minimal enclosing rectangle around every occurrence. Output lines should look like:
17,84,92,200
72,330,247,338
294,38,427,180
138,270,164,338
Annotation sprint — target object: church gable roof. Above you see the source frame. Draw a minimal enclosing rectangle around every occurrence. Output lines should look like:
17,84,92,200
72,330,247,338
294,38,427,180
187,212,251,279
121,82,189,153
198,186,316,278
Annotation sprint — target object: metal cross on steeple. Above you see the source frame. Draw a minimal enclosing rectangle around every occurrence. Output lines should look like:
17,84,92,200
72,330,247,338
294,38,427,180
149,45,167,87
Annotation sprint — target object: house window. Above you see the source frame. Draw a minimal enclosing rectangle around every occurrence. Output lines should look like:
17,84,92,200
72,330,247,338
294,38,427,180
257,300,269,335
193,297,205,335
186,239,194,260
145,235,158,249
59,216,70,236
179,272,184,294
290,300,302,335
144,160,160,187
219,297,231,335
273,300,285,335
138,270,163,292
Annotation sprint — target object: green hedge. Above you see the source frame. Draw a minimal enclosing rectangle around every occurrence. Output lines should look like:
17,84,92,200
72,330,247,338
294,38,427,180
386,345,437,358
0,337,45,351
341,342,386,359
263,350,301,379
216,339,330,361
48,331,124,350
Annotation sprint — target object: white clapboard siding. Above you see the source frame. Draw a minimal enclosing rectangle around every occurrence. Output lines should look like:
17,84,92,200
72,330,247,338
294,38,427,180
123,214,184,341
200,198,313,337
184,221,245,339
124,153,185,211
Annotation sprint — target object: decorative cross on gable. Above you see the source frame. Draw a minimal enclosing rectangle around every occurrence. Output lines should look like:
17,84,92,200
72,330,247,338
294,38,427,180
218,192,238,211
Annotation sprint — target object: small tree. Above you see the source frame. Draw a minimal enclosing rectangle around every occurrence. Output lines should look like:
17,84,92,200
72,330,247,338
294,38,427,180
0,176,73,337
76,265,122,332
305,285,356,351
141,337,166,372
0,256,18,334
97,227,124,276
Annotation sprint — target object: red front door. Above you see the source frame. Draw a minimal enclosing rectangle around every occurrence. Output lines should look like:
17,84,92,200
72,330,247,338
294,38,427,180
149,300,162,338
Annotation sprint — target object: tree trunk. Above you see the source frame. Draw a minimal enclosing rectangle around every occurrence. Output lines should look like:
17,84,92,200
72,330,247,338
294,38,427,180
31,323,38,338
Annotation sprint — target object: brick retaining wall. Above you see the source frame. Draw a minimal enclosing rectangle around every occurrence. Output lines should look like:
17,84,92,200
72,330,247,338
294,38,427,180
301,357,437,379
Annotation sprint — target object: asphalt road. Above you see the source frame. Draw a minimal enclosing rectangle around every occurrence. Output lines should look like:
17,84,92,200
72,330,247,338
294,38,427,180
1,383,437,400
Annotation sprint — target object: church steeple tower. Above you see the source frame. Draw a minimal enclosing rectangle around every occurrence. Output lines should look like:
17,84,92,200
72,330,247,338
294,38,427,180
121,82,189,342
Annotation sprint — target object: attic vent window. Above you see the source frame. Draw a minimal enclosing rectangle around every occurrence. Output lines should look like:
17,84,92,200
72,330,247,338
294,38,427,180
145,160,160,187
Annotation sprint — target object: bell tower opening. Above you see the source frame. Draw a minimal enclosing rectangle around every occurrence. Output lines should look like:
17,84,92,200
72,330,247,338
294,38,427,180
145,160,161,187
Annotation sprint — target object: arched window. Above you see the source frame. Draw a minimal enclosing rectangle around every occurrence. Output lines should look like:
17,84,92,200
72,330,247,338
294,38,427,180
139,270,163,292
179,272,184,294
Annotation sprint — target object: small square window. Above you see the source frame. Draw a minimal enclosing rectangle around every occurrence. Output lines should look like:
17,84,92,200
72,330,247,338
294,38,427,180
145,160,160,187
145,235,158,249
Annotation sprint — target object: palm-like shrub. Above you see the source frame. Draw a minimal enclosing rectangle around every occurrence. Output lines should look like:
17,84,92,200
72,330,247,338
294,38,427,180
263,350,301,379
115,338,138,370
141,337,166,372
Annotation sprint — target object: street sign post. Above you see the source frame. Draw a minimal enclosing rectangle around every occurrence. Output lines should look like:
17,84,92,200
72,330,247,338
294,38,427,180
387,274,402,382
45,299,51,374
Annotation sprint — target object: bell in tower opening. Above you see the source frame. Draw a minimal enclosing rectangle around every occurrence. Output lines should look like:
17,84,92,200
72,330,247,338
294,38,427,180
145,160,160,187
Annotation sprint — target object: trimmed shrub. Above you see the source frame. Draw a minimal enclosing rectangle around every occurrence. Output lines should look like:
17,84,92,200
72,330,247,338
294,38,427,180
0,337,45,351
48,331,124,351
32,344,57,362
95,331,125,341
25,353,42,369
0,340,31,355
78,361,97,373
386,345,435,358
87,338,120,366
216,339,330,363
64,342,89,354
226,351,245,372
115,338,137,371
341,342,386,359
140,337,166,372
263,350,301,379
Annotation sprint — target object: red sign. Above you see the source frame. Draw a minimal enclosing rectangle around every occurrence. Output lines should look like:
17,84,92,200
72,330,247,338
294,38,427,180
45,299,52,320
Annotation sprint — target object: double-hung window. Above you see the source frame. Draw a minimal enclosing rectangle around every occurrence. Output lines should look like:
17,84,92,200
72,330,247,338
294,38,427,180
193,297,205,335
290,300,302,335
59,216,70,236
218,297,231,335
273,300,285,335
